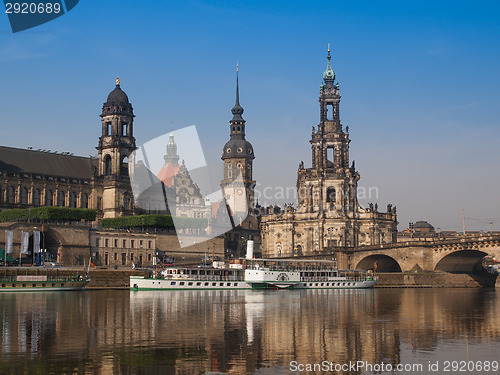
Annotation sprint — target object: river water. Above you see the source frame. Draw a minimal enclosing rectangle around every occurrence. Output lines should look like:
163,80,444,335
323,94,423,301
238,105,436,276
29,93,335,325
0,288,498,374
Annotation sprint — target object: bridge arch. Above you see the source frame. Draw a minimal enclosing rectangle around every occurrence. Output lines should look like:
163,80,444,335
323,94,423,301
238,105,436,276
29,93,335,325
356,254,402,272
434,250,488,273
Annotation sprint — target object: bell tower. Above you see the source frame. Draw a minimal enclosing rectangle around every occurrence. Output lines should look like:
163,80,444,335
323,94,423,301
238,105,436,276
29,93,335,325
221,66,256,214
97,77,136,217
297,46,360,222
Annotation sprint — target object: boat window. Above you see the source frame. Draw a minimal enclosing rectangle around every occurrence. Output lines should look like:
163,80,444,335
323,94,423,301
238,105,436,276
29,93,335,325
220,283,224,286
212,283,216,286
205,282,209,286
180,282,185,286
188,282,193,286
12,284,16,287
197,282,201,286
170,282,176,285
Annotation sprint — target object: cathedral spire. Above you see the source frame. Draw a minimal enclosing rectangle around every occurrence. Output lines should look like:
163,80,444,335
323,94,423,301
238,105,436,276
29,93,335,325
231,64,244,121
323,44,335,83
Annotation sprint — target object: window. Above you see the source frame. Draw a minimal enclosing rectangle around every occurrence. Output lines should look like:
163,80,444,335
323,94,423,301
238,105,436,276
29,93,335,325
148,254,151,261
139,240,143,248
81,193,88,208
7,186,15,204
131,253,134,261
105,239,109,247
326,187,336,203
45,190,53,206
114,239,118,247
104,155,112,176
148,241,152,249
114,253,117,261
33,189,40,206
20,187,28,205
69,192,77,208
123,195,130,210
122,123,127,136
120,156,129,177
131,240,135,248
123,239,126,248
326,103,335,120
106,122,112,135
57,191,65,207
96,238,100,247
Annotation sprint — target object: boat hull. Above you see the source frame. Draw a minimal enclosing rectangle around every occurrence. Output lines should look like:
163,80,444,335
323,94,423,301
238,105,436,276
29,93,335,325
0,281,89,292
130,276,378,290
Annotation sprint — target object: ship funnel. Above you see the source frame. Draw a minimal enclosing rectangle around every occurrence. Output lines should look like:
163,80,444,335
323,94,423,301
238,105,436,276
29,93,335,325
245,239,254,260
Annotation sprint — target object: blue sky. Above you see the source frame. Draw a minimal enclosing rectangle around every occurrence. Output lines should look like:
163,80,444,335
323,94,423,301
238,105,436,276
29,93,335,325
1,0,500,231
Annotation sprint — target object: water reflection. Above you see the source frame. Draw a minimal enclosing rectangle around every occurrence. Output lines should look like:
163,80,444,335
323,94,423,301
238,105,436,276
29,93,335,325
0,289,498,374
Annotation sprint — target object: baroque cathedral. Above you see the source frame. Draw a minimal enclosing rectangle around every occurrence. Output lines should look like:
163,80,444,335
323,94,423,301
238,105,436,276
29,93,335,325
261,48,398,257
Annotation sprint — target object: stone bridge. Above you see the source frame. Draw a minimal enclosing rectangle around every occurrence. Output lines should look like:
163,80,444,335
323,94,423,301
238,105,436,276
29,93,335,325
334,234,500,273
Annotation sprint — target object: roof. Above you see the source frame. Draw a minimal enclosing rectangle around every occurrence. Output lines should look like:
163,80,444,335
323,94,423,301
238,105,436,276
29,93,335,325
211,201,221,218
106,85,129,104
156,162,181,187
413,220,434,228
0,146,94,179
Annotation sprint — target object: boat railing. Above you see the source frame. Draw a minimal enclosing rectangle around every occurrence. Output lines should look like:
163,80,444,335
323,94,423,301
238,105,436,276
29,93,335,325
300,274,375,282
161,274,241,282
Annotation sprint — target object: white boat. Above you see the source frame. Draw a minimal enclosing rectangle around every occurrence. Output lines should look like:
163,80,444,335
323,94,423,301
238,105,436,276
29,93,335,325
130,259,378,290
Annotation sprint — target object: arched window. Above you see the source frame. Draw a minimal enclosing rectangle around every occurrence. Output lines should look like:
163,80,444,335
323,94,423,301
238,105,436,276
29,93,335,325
104,155,112,176
69,192,77,208
81,193,88,208
33,189,40,206
57,191,65,207
7,186,15,204
45,190,53,206
326,187,336,203
123,194,130,211
20,187,28,205
120,155,129,176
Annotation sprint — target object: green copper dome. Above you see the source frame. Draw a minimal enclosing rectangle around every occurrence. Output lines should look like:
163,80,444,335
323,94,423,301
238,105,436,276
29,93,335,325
323,46,335,82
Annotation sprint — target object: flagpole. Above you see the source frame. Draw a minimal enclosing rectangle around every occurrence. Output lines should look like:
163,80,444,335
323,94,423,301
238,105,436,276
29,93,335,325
19,231,22,266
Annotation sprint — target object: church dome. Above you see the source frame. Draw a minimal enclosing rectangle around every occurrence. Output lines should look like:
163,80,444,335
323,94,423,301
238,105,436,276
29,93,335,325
106,85,129,104
101,77,134,116
105,77,129,104
222,139,254,159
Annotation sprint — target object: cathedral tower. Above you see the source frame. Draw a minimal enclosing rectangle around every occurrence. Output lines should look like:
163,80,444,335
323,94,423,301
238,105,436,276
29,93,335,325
220,66,260,257
261,48,397,258
97,78,136,218
221,66,255,214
